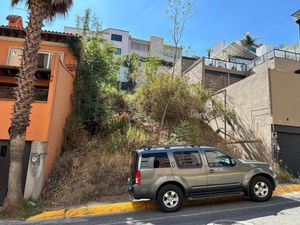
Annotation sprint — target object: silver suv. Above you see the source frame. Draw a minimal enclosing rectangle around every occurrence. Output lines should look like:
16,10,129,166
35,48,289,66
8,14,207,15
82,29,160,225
128,145,277,212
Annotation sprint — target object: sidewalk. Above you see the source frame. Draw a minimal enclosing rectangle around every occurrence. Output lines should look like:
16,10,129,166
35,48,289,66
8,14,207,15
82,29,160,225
26,183,300,222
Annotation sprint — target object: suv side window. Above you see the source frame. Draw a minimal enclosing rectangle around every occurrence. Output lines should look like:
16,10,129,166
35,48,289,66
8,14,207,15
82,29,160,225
205,150,232,167
174,151,202,168
141,152,170,169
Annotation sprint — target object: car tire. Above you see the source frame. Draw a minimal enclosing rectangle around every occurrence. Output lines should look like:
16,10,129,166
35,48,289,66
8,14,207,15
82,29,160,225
249,176,273,202
157,184,184,212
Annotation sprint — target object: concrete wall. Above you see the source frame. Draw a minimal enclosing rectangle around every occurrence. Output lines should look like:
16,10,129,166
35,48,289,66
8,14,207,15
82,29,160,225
273,57,300,73
270,69,300,127
209,61,274,163
23,58,75,200
44,60,75,184
185,59,204,84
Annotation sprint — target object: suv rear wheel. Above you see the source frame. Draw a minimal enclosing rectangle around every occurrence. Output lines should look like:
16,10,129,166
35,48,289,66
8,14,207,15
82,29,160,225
249,176,273,202
157,184,184,212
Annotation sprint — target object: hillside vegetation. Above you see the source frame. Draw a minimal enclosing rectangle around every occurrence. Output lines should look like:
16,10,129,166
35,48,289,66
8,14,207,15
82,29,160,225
40,74,237,208
39,9,238,208
41,115,237,208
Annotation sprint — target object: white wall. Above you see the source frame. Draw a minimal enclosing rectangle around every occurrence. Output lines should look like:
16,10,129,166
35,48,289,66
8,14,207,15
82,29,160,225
103,28,129,56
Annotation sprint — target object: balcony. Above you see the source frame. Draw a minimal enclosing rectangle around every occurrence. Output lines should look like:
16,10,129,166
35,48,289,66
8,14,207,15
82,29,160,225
204,57,247,72
247,49,300,70
0,85,48,101
0,64,51,79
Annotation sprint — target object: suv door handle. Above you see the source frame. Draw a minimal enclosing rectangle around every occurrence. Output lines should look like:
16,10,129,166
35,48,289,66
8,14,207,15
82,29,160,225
209,169,215,173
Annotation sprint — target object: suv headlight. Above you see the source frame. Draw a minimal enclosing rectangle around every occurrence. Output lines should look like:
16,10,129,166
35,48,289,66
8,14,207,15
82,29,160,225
268,165,273,171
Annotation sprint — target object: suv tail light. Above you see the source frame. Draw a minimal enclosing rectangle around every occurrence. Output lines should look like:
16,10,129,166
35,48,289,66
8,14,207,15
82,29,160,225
135,170,141,185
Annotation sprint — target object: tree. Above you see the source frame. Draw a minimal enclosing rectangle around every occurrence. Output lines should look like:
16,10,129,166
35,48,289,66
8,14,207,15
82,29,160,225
72,9,119,134
206,47,213,58
167,0,196,76
5,0,73,213
160,0,196,129
240,32,259,50
144,56,161,79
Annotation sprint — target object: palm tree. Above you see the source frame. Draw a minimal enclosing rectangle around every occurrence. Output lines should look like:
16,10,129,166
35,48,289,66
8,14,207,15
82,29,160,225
240,32,260,50
4,0,73,213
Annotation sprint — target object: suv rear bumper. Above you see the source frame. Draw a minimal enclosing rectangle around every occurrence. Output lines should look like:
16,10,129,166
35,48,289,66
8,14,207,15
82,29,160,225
128,178,153,199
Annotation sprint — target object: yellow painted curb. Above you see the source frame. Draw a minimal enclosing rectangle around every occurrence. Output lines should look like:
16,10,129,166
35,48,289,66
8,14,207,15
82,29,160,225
65,201,155,218
27,183,300,222
26,209,65,221
274,184,300,195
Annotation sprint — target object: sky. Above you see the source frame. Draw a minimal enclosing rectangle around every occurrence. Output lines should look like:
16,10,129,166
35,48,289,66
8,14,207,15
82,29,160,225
0,0,300,56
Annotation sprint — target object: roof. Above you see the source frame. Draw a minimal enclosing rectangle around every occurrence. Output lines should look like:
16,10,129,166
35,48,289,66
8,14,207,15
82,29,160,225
135,145,215,152
6,15,22,21
182,55,200,60
213,42,257,60
0,25,75,43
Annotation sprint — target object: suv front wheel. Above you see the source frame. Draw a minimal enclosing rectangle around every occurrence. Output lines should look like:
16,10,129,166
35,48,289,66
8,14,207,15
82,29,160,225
157,184,184,212
249,176,273,202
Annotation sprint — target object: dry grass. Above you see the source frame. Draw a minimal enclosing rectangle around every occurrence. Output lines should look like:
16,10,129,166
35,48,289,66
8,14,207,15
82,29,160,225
40,117,237,208
40,136,132,208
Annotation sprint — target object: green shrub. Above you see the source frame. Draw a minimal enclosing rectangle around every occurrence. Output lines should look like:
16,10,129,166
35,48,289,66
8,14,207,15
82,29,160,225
105,126,149,152
62,115,88,152
132,73,211,123
170,120,202,145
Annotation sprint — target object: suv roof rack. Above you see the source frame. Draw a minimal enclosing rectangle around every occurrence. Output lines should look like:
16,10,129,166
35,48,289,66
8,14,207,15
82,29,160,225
142,144,199,151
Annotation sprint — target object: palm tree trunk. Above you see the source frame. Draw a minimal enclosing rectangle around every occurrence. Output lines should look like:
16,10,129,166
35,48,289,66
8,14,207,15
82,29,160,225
4,0,48,213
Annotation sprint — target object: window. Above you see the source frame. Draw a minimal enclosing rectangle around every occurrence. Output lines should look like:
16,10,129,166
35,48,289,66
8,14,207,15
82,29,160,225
205,150,232,167
131,42,150,52
111,34,122,42
115,48,122,55
163,47,180,58
174,151,202,168
141,152,170,169
250,47,257,53
8,48,22,66
8,48,53,69
38,52,53,69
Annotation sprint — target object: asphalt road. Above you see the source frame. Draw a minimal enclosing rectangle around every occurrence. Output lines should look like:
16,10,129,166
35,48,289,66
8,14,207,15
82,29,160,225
2,192,300,225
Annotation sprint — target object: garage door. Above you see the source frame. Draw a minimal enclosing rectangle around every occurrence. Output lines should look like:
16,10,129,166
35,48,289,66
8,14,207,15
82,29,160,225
275,125,300,177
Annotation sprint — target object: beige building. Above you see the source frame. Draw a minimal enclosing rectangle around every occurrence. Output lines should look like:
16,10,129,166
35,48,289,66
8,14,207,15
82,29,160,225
182,47,300,177
64,26,182,88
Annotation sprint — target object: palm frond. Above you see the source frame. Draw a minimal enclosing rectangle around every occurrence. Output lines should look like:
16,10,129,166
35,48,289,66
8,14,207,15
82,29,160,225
49,0,73,17
11,0,23,6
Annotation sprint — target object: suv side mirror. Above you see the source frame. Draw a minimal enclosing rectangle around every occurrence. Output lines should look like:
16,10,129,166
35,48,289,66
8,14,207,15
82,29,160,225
231,159,237,166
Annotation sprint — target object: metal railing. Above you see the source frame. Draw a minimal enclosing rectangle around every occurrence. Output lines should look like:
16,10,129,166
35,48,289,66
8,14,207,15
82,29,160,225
204,49,300,72
247,49,300,70
204,57,247,72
